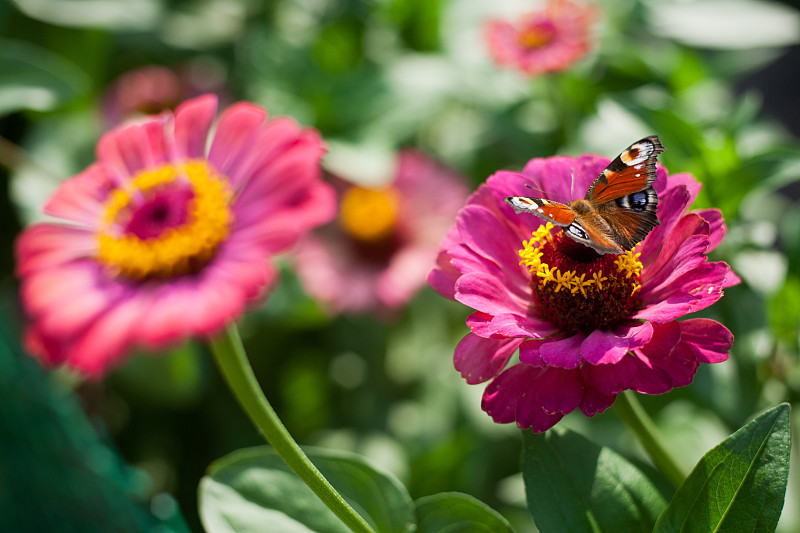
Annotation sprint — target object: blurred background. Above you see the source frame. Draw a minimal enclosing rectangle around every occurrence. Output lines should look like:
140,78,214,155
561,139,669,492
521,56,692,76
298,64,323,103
1,0,799,531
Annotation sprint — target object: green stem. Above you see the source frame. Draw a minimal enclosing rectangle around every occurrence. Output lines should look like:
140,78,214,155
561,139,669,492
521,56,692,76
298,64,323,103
209,324,375,533
614,390,687,489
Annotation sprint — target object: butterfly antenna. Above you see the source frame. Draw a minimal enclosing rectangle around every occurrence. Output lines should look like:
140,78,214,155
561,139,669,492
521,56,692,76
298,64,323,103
523,183,571,202
570,168,575,199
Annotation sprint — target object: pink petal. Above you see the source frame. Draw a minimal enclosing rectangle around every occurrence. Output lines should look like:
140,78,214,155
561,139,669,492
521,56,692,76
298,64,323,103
578,385,617,417
693,208,726,251
538,333,584,369
641,320,681,360
43,163,114,225
172,94,218,160
457,205,530,288
97,115,170,182
454,271,530,317
533,366,584,415
466,310,555,339
454,333,521,384
66,293,152,377
639,343,699,391
481,365,565,431
15,224,96,276
428,249,460,300
634,293,698,324
639,185,693,266
518,337,552,366
678,318,732,363
582,356,637,396
225,117,312,191
581,322,653,365
376,244,436,310
207,101,268,177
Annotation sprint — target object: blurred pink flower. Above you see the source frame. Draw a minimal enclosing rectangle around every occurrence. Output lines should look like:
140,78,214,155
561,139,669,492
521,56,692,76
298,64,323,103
101,64,227,127
485,0,595,76
294,150,469,315
429,153,739,432
15,94,335,377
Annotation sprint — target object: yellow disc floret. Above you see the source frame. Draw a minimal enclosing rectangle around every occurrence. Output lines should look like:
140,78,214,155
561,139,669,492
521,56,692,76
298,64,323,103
518,224,644,334
338,186,400,243
97,160,233,280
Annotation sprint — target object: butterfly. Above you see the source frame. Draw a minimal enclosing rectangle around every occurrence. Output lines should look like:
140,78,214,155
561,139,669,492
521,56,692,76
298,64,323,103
504,136,665,255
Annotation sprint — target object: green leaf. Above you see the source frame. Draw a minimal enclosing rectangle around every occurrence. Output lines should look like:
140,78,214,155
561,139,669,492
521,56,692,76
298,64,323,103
414,492,515,533
199,445,415,533
10,0,161,30
521,428,667,533
654,403,791,533
0,39,89,115
0,306,189,532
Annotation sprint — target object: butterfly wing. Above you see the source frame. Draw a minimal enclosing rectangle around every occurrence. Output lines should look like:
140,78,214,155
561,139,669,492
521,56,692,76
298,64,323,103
586,136,664,203
585,136,664,250
503,196,576,226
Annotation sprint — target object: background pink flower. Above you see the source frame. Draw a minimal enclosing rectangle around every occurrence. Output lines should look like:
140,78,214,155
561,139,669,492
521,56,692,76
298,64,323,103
15,94,335,377
485,0,596,76
429,153,739,432
101,64,227,128
294,150,469,316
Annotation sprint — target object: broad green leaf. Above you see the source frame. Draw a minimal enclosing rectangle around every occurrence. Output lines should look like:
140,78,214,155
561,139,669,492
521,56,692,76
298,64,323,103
10,0,160,30
654,403,791,533
199,445,415,533
0,39,89,116
414,492,515,533
522,428,667,533
0,309,189,532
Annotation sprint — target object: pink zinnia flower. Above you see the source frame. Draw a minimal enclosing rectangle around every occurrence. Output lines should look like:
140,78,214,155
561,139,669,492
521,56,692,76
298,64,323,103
429,152,739,432
101,64,227,127
15,94,335,377
294,150,469,315
485,0,595,76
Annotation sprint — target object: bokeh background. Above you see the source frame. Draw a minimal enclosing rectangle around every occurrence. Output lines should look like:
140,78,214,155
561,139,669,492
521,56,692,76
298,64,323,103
1,0,799,531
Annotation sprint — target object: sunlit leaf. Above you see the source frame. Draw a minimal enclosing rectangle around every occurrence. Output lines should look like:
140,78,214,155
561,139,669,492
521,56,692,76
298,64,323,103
654,403,790,533
10,0,161,30
199,446,415,533
414,492,515,533
0,39,89,115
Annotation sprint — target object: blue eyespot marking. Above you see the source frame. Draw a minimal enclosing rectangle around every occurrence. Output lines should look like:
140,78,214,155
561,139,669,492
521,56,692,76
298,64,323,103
629,191,648,211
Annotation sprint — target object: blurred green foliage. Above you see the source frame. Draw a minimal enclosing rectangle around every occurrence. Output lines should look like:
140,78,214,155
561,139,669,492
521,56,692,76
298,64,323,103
1,0,800,531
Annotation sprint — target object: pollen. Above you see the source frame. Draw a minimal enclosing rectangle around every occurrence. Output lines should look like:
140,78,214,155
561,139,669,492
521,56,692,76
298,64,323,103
338,186,400,243
518,226,643,334
97,160,233,280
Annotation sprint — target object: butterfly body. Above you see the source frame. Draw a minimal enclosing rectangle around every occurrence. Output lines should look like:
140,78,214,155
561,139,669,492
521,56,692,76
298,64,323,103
504,136,665,255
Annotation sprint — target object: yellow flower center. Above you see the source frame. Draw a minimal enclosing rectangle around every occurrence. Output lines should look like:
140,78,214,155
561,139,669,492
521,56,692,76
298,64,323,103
519,223,643,334
97,160,233,280
338,186,400,243
517,23,556,49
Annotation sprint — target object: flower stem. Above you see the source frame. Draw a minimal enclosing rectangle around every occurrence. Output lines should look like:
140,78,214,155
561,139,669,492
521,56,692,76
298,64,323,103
209,324,375,533
614,390,687,489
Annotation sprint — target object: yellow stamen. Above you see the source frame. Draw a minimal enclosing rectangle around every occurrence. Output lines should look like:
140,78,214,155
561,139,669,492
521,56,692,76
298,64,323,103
97,160,233,280
338,186,400,243
518,227,643,300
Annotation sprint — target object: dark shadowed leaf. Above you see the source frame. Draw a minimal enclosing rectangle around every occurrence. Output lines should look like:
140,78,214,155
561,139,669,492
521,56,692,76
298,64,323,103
522,428,667,533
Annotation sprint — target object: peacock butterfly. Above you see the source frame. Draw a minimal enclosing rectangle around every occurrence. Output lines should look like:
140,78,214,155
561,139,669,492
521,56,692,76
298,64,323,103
504,136,665,255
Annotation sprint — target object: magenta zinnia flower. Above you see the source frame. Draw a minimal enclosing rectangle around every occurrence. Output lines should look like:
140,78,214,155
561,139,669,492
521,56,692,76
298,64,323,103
15,94,335,377
485,0,595,76
294,150,469,315
429,152,739,432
